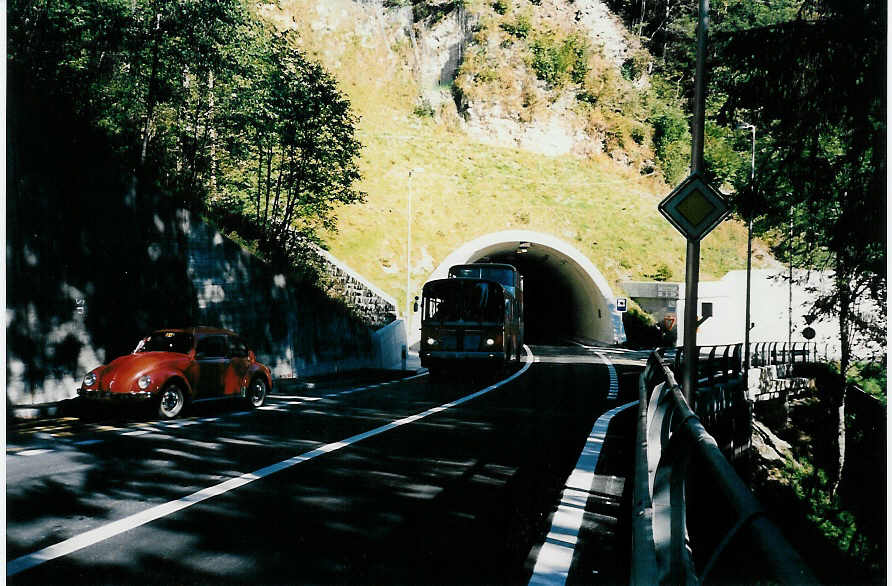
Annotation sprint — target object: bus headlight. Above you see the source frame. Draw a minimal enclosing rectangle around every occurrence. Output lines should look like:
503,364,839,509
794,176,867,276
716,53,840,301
426,337,438,346
485,338,495,346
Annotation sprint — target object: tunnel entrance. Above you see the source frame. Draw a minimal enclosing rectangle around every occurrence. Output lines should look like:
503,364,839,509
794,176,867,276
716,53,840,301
427,231,625,345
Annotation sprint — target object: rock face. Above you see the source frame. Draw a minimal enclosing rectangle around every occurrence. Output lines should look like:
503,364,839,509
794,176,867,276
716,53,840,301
264,0,644,161
751,418,796,484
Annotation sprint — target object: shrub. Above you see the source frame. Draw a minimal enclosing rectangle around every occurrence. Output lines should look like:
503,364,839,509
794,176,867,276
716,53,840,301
529,32,589,88
649,105,691,183
500,14,531,38
412,100,435,118
645,262,672,281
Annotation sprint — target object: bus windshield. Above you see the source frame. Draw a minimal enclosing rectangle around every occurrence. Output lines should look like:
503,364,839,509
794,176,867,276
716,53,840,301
449,265,516,289
423,280,505,323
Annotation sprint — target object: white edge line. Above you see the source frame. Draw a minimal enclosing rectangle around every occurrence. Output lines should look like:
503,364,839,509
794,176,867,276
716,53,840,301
7,346,534,577
528,399,639,586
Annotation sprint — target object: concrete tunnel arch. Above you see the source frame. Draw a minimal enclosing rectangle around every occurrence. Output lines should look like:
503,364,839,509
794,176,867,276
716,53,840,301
424,230,626,346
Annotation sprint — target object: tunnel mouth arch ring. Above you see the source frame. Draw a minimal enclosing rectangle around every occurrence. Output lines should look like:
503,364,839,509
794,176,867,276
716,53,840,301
423,230,625,346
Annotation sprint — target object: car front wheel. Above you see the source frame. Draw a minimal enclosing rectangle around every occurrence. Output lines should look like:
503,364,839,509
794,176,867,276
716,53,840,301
157,382,185,419
247,378,267,408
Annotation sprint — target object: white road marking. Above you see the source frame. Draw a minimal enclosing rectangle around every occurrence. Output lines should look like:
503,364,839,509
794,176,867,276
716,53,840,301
16,449,53,457
269,395,323,401
570,341,620,400
528,400,638,586
7,348,534,577
593,351,619,400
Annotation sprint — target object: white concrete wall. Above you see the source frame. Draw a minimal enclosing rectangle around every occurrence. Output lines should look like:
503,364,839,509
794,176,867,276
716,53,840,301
372,319,409,370
655,270,857,357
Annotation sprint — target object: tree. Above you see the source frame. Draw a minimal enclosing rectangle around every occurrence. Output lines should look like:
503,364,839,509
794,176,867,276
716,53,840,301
714,0,886,496
8,0,365,268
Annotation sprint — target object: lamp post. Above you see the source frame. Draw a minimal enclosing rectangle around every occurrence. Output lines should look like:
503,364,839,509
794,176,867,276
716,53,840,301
406,167,423,318
737,122,755,387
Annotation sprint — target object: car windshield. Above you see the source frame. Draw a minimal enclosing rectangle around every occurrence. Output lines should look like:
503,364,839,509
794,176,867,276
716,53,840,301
137,332,195,354
423,280,504,323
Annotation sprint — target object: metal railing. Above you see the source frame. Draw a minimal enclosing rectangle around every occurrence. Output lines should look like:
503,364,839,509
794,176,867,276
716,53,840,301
674,341,823,385
749,341,822,367
632,350,817,585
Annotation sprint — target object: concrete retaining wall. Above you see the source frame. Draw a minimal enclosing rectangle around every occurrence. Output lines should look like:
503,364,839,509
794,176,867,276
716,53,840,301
7,194,404,408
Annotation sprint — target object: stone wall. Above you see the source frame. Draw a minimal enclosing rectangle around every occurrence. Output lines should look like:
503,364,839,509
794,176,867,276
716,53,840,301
6,193,404,408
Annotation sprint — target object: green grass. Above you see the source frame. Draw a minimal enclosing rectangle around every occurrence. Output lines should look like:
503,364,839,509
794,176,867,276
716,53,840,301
267,0,761,308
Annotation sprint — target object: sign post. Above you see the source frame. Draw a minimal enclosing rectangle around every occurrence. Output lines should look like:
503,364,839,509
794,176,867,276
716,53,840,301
657,0,728,406
659,174,730,403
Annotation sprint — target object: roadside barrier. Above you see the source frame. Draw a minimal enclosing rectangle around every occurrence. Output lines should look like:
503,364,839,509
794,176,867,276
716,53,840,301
631,350,817,585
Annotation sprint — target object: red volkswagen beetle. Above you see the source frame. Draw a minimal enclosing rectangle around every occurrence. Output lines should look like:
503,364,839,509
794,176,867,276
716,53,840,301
78,327,273,419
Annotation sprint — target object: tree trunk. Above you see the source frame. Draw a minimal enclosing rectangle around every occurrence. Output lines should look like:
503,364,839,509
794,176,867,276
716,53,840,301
830,274,850,500
139,12,162,172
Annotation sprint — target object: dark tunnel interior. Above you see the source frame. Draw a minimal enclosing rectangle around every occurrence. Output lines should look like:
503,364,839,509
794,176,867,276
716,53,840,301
476,251,579,345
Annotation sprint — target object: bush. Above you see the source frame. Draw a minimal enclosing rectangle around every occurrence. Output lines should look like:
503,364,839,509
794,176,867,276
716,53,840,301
529,32,589,88
622,306,665,349
644,262,672,281
847,360,886,403
649,105,691,183
500,14,531,38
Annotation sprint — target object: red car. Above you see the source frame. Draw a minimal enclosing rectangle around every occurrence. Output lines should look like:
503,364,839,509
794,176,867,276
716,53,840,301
78,327,273,419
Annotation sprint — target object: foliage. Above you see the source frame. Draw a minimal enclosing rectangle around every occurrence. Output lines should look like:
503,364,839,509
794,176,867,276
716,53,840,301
647,96,691,184
8,0,365,269
848,361,886,403
500,13,531,39
714,1,885,499
644,263,672,282
621,306,670,349
529,31,589,87
770,386,886,582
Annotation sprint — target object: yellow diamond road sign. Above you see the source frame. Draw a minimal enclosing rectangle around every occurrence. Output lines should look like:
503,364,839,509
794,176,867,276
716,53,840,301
659,173,730,241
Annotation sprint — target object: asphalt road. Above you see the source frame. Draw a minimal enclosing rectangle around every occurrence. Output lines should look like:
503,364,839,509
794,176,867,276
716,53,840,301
7,344,646,585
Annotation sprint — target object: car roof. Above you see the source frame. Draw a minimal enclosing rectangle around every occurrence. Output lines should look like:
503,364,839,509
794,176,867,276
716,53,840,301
152,326,241,337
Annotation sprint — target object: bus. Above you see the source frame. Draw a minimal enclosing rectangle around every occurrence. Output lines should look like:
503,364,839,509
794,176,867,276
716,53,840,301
419,263,524,373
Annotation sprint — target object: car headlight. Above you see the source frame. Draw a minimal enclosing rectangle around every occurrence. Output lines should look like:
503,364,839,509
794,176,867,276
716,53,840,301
485,338,496,346
426,337,438,346
83,372,97,387
138,375,152,390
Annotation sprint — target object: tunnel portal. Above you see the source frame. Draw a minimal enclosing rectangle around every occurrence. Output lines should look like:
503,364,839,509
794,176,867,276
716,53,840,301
428,231,625,345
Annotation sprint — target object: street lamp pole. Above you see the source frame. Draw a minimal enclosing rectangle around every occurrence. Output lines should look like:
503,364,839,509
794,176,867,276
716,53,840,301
737,122,755,387
406,168,423,318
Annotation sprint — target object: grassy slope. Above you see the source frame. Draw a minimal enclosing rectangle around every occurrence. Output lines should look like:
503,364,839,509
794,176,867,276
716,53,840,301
266,0,758,309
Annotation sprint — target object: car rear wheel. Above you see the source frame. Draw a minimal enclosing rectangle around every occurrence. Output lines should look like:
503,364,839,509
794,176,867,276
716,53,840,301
247,378,267,408
157,383,185,419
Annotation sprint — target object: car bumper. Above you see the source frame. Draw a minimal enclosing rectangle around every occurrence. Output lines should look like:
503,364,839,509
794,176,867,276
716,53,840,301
77,388,157,401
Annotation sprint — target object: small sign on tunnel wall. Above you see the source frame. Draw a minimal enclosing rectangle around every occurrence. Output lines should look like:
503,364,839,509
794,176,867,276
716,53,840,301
616,298,627,312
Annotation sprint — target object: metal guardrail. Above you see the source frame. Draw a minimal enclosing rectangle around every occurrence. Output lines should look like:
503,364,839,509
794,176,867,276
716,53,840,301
632,350,818,585
673,341,824,390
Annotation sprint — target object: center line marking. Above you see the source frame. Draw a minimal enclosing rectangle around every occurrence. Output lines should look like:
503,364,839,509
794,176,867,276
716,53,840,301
7,347,534,577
